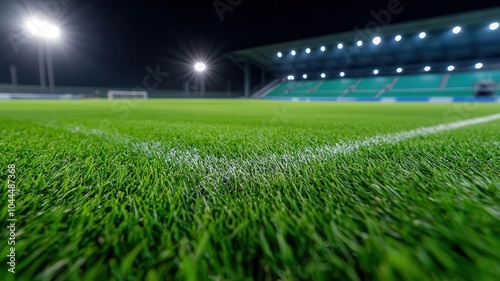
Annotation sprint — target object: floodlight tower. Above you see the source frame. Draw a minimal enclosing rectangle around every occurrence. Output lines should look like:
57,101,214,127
194,62,206,97
25,18,60,93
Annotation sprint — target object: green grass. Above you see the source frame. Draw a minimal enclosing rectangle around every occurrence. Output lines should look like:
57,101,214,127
1,100,500,281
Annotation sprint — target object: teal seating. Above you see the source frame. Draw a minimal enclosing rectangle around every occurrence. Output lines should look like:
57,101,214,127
266,70,500,98
344,77,393,97
446,70,500,88
355,77,393,90
317,79,356,92
267,82,296,96
393,74,443,89
293,81,321,91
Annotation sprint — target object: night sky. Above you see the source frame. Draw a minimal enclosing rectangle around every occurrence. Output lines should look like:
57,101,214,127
0,0,499,90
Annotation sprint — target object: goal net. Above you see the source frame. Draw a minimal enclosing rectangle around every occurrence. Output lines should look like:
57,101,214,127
107,90,148,100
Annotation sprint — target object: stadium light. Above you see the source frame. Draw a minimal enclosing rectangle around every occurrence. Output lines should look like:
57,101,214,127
490,22,499,30
320,46,326,52
447,65,455,72
475,63,483,69
26,18,60,39
321,73,326,78
419,32,427,39
291,50,296,56
25,18,61,93
302,74,308,79
372,37,381,45
340,72,345,77
287,75,295,81
277,52,283,58
373,69,379,75
452,26,462,34
357,40,363,47
194,62,206,72
396,68,403,73
337,43,344,49
305,48,311,54
395,35,402,42
424,66,431,72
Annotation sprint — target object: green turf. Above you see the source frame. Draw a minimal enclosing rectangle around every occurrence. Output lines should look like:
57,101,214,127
1,100,500,281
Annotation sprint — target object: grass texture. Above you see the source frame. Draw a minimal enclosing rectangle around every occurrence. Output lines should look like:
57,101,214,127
1,100,500,281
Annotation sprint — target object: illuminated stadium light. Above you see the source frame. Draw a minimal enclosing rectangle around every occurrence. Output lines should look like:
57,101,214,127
337,43,344,49
321,73,326,78
447,65,455,72
357,40,363,47
373,69,379,75
25,18,60,39
339,72,345,77
490,22,499,31
277,52,282,58
194,62,206,72
475,63,483,69
302,74,308,79
395,35,402,42
320,46,326,52
305,48,311,54
372,36,381,45
396,68,403,73
424,66,431,72
287,75,295,81
291,50,296,56
419,32,427,39
452,26,462,34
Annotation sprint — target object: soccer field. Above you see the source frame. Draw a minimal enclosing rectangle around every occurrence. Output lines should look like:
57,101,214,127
1,100,500,281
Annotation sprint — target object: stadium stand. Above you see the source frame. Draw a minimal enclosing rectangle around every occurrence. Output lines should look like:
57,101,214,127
229,8,500,101
264,69,500,99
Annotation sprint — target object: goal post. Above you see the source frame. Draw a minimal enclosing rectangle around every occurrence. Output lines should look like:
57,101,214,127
107,90,148,100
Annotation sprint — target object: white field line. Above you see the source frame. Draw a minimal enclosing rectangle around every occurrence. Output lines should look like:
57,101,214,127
64,114,500,186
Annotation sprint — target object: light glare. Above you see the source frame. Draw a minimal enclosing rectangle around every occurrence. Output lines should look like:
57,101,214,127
340,72,345,77
302,74,308,79
277,52,282,58
337,43,343,49
490,22,499,30
395,35,402,41
424,66,431,72
305,48,311,54
373,69,379,75
452,26,461,34
372,37,381,45
447,65,455,72
25,18,60,39
321,73,326,78
357,40,363,47
475,63,483,69
419,32,426,39
194,63,206,72
291,50,296,56
320,46,326,52
396,68,403,73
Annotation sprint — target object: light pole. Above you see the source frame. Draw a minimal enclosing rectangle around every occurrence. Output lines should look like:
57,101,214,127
194,62,206,97
26,18,60,93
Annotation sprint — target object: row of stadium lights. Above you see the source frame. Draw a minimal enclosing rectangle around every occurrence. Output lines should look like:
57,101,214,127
277,22,500,58
287,63,486,81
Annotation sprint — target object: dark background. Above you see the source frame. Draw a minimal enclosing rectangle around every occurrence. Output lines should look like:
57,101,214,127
0,0,499,90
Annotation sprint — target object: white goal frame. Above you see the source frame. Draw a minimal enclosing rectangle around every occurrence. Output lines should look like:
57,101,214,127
107,90,148,100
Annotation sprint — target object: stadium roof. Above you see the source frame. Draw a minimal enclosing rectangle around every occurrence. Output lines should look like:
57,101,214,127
229,8,500,77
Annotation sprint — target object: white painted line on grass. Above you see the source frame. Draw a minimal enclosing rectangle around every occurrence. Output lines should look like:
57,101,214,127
63,113,500,185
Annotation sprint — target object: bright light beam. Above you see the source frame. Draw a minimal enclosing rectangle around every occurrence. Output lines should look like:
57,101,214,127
194,62,206,72
26,18,60,39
